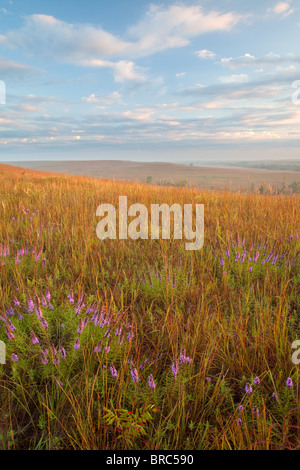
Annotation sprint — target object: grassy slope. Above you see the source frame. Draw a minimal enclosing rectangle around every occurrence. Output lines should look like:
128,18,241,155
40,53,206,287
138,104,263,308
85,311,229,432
5,160,300,191
0,164,299,450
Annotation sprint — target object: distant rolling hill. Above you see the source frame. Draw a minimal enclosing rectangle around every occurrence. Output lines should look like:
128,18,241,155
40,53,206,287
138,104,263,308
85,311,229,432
3,160,300,191
189,159,300,172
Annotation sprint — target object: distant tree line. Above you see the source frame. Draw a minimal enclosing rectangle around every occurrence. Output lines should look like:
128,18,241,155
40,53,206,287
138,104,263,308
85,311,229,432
251,181,300,195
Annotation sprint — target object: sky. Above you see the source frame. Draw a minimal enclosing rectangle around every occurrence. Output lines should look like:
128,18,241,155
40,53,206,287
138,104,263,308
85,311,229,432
0,0,300,162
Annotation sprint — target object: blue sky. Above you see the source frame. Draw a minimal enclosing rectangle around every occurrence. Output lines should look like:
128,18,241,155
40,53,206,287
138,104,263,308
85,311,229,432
0,0,300,162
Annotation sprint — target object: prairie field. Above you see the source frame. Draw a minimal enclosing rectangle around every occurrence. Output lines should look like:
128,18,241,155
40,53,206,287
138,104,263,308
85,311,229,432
0,165,299,450
7,160,300,191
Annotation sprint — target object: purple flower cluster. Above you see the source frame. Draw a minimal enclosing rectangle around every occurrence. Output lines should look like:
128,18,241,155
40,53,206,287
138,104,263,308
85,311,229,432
130,366,139,383
218,233,299,275
148,374,156,389
110,363,118,379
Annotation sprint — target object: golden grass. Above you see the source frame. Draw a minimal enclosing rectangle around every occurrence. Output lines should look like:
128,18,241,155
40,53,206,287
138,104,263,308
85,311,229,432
0,166,299,450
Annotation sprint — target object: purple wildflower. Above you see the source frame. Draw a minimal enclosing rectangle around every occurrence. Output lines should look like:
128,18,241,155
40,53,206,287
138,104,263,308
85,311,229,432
40,351,48,365
253,376,260,385
139,358,149,371
127,330,134,342
130,367,139,383
6,307,15,316
110,363,118,379
240,253,246,263
245,383,253,394
74,338,80,350
11,353,19,362
67,291,74,304
286,377,293,387
60,347,66,359
53,355,60,365
77,318,84,335
75,294,85,315
27,298,35,313
179,351,192,364
35,250,42,262
7,320,16,332
13,297,20,307
148,374,156,389
5,327,14,340
172,360,179,379
115,326,122,336
40,317,48,328
94,342,101,353
41,294,48,306
30,332,39,345
35,305,43,319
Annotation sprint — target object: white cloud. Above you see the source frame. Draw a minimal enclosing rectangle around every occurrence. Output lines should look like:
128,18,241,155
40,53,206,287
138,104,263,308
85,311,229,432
3,14,130,58
270,2,294,16
221,52,300,69
127,5,243,56
219,74,249,84
2,6,243,63
0,56,37,79
14,104,46,113
122,108,155,122
195,49,216,59
273,2,291,14
76,58,147,83
276,65,296,72
0,6,244,85
113,60,146,83
82,91,124,106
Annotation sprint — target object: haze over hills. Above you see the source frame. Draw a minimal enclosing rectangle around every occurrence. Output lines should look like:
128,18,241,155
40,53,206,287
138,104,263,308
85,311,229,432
184,160,300,172
4,159,300,191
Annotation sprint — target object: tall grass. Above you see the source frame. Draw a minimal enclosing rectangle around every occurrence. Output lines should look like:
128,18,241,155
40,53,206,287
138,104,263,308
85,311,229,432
0,170,299,450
